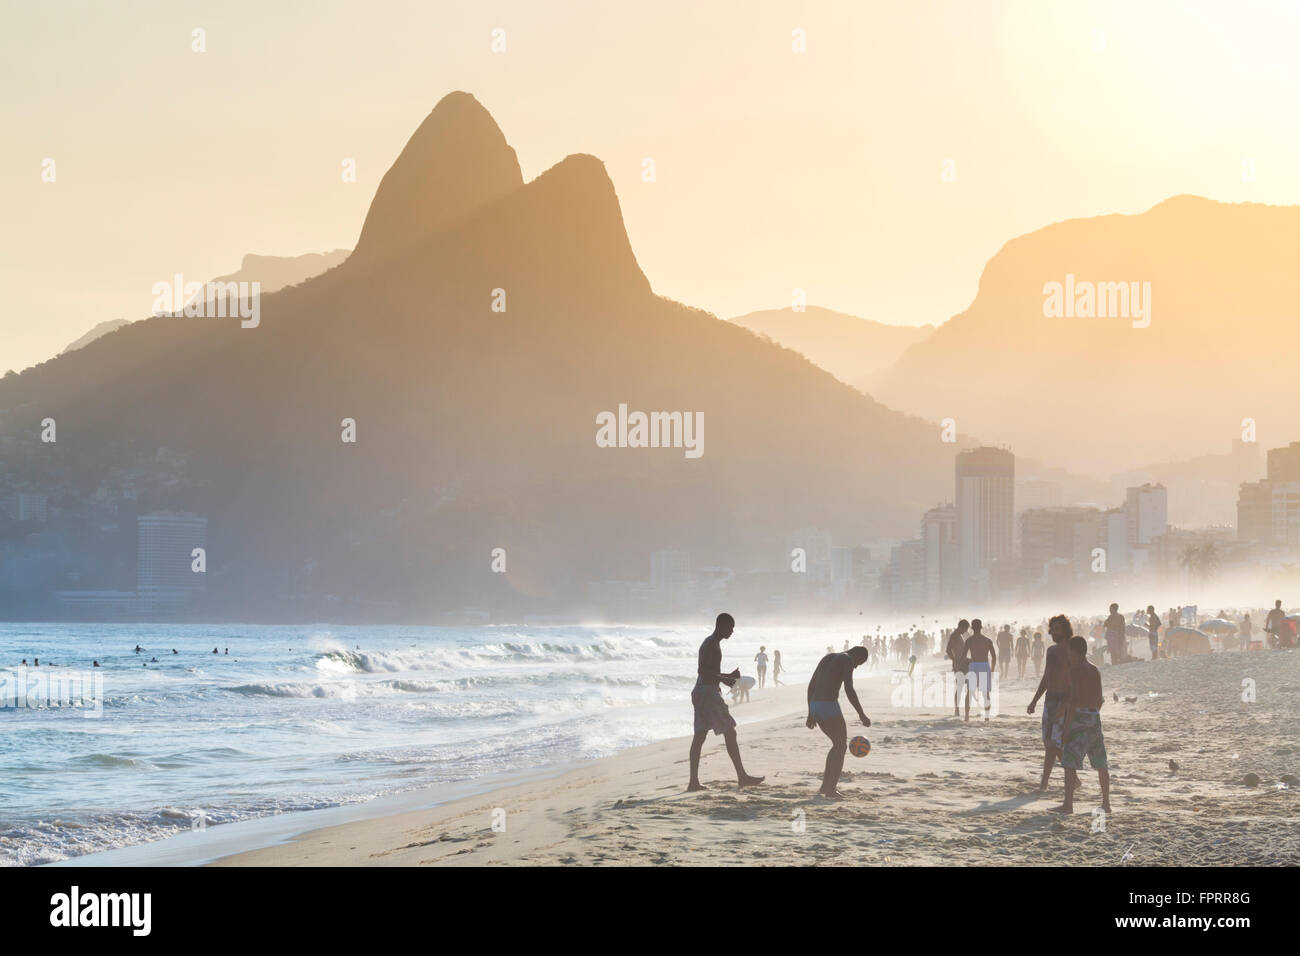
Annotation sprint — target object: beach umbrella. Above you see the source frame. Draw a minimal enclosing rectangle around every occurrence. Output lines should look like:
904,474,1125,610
1200,619,1237,634
1165,626,1212,656
1124,623,1150,637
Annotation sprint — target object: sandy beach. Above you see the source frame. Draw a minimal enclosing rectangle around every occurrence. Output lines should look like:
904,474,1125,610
213,649,1300,867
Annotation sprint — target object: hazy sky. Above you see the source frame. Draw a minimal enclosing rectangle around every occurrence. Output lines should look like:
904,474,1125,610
4,0,1299,373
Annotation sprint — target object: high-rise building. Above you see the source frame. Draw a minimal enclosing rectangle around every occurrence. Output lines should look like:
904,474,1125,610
137,511,207,612
1124,483,1168,546
920,504,957,606
1267,442,1300,483
955,447,1014,598
1237,480,1272,543
887,539,926,609
5,493,47,523
1020,506,1098,582
1270,483,1300,548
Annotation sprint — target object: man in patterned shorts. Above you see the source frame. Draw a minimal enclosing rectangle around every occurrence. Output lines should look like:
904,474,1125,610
1052,635,1112,815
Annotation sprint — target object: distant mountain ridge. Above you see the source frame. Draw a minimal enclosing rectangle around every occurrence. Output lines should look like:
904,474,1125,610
48,250,350,365
870,195,1300,477
730,307,933,391
59,320,130,356
203,250,350,294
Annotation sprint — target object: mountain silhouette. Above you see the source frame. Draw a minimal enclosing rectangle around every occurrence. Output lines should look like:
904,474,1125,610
731,307,932,391
202,250,350,295
46,251,350,367
0,92,971,619
350,92,523,267
870,195,1300,477
59,319,130,356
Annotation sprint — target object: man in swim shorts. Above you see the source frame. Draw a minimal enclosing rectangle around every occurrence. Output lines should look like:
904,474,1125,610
1052,635,1111,814
964,619,996,722
1027,614,1072,791
806,646,871,799
688,612,765,792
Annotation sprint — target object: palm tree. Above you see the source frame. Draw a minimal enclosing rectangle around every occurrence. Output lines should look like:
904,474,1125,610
1179,541,1221,595
1199,541,1221,581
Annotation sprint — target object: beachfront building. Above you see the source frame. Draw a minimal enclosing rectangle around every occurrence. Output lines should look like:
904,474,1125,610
1270,483,1300,549
920,504,958,606
955,446,1014,601
137,511,207,614
4,493,48,523
1124,483,1167,546
1267,441,1300,483
1234,440,1300,551
1237,480,1272,543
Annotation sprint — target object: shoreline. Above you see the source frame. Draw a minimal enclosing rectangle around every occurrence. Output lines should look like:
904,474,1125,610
50,678,809,867
210,652,1300,866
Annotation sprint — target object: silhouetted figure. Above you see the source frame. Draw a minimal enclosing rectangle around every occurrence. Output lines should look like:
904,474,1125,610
1103,603,1125,664
1015,629,1030,679
806,646,870,799
134,645,142,654
1239,613,1252,652
1265,600,1285,648
212,647,219,655
965,620,995,722
687,613,764,791
1051,635,1111,815
771,648,784,686
1145,605,1160,659
92,660,99,667
996,625,1013,679
1028,615,1073,791
945,619,970,716
172,649,178,655
754,645,768,689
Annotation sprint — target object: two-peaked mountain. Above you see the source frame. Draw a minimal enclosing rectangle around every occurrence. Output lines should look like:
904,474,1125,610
0,93,970,620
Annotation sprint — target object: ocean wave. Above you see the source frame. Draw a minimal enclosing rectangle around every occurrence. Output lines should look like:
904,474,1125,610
313,637,694,675
229,681,361,699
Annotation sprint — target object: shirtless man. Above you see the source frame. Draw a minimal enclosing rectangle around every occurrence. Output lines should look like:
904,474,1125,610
1052,635,1111,815
945,619,970,717
806,646,871,799
1027,614,1073,791
996,625,1014,680
1014,628,1030,679
964,619,996,722
687,613,764,791
1264,600,1285,646
1103,603,1126,664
